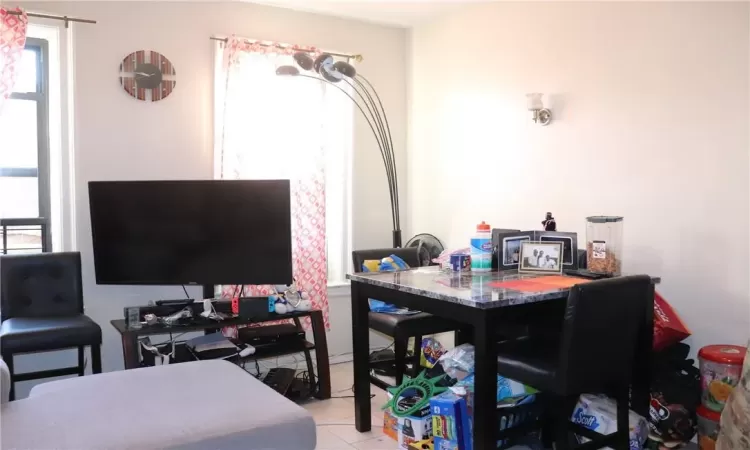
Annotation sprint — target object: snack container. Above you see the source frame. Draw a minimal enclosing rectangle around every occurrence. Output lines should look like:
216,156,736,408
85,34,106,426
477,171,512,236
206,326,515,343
698,344,746,412
696,405,721,450
585,216,623,275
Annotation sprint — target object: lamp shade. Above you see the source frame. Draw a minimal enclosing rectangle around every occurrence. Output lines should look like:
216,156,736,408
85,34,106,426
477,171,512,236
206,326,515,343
293,52,314,71
276,65,300,76
332,61,356,78
313,54,334,75
526,93,544,111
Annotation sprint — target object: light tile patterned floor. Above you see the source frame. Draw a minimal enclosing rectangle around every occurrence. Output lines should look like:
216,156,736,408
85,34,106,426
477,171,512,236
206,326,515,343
301,362,397,450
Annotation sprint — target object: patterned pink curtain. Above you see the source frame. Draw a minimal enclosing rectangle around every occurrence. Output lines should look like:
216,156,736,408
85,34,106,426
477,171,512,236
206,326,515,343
0,7,28,114
216,37,330,331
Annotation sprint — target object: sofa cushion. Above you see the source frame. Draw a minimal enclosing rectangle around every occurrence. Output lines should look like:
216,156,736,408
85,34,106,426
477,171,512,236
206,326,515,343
3,360,316,450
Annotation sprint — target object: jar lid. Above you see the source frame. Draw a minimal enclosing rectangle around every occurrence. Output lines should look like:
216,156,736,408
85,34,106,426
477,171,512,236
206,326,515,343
699,345,747,364
696,405,722,422
586,216,624,223
477,221,491,231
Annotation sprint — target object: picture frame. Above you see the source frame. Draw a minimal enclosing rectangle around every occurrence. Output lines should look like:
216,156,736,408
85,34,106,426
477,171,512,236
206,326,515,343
519,241,563,274
491,229,532,270
536,231,578,270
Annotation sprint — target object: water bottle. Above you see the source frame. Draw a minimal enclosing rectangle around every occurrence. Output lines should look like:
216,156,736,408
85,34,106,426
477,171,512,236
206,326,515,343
470,221,492,272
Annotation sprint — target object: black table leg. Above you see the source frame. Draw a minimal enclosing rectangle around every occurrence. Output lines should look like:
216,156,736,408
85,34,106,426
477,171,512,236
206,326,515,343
473,314,498,450
121,332,139,369
310,310,331,399
351,281,372,432
632,285,654,416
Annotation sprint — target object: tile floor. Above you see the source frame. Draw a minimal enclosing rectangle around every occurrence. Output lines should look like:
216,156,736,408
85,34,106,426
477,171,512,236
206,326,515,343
301,362,396,450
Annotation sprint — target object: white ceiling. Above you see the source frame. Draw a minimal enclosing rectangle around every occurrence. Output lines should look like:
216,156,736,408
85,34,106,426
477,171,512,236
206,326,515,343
250,0,472,28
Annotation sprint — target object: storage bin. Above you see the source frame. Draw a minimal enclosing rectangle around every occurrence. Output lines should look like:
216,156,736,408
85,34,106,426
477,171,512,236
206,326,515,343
585,216,623,275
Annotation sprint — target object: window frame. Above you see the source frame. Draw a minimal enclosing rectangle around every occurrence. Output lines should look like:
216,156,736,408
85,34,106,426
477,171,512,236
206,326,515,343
3,37,51,245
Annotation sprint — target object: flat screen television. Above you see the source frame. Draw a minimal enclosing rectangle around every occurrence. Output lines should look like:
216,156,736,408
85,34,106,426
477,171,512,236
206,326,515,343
88,180,293,285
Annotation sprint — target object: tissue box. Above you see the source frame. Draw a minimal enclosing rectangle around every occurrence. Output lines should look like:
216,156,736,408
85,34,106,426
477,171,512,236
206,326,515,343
571,394,649,450
430,391,472,450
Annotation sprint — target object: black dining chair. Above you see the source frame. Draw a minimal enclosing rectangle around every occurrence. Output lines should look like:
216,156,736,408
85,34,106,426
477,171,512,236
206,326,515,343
0,252,102,400
352,248,458,389
495,275,653,450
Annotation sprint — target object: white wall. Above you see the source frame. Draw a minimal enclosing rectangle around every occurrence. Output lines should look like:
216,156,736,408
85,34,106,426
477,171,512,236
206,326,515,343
12,0,402,397
408,2,750,352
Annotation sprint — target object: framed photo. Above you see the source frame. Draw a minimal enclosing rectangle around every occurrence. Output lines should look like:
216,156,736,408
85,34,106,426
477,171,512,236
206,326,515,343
537,231,578,270
519,241,563,274
492,229,532,270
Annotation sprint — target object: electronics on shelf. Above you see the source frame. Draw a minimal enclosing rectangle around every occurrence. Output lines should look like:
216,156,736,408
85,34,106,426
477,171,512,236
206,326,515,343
262,368,296,396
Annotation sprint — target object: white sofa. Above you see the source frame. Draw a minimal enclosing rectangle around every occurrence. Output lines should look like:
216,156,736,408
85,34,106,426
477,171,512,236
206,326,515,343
0,358,316,450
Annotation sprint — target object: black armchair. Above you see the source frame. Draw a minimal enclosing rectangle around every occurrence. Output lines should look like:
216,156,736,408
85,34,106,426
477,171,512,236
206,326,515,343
0,252,102,400
352,248,458,389
496,275,653,450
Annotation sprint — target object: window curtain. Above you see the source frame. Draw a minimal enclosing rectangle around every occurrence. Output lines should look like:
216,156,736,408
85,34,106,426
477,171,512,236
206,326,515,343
215,37,330,331
0,7,27,115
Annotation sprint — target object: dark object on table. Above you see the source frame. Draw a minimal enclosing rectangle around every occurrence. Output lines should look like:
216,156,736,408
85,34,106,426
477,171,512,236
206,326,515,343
262,368,296,396
542,212,556,231
155,299,194,307
237,323,305,347
495,275,653,450
648,343,700,446
562,269,611,279
352,247,458,390
0,252,102,401
88,180,293,285
276,55,402,247
404,234,444,267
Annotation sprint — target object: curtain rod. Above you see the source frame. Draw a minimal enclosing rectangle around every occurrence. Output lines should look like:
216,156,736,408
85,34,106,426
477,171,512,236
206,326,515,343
210,36,360,61
7,10,96,28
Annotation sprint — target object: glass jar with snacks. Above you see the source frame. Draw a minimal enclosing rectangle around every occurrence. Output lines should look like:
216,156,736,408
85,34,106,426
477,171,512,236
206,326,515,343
585,216,623,275
698,344,747,412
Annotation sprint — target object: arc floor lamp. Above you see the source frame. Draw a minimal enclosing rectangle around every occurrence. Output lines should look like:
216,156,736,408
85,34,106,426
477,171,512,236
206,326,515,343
276,53,402,248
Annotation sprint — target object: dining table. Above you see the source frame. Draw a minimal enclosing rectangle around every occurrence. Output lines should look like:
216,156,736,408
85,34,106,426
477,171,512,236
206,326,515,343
347,267,657,450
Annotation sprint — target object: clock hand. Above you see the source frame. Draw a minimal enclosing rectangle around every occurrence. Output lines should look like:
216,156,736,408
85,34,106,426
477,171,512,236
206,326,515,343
134,71,153,77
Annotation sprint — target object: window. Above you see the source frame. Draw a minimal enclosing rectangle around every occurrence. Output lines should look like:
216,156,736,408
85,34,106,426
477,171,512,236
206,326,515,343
0,37,51,252
214,43,353,285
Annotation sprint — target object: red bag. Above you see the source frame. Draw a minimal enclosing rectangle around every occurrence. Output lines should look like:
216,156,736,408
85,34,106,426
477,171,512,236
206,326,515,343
653,292,691,351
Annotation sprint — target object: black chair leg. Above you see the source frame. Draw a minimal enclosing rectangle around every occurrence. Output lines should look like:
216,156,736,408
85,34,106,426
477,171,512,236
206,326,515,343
2,352,15,401
91,344,102,374
616,390,630,450
77,346,86,376
394,337,407,386
410,335,422,377
553,395,578,450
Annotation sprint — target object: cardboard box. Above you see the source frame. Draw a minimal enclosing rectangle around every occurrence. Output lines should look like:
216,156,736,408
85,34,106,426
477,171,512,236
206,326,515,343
430,391,472,450
408,438,434,450
384,392,433,449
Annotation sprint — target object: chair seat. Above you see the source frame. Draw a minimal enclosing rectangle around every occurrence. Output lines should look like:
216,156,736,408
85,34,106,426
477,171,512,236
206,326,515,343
496,337,560,393
0,315,102,354
368,311,458,337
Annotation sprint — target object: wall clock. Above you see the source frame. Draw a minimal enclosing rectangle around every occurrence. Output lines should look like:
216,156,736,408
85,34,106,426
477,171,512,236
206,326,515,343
119,50,176,102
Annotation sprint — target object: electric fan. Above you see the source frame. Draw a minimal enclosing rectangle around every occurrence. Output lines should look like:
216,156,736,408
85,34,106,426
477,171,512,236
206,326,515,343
405,234,444,267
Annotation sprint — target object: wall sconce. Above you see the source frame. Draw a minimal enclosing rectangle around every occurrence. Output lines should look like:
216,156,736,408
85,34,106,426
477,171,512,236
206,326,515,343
526,93,552,126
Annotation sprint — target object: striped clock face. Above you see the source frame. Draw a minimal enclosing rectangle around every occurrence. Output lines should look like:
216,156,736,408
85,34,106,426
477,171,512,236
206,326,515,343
119,50,176,102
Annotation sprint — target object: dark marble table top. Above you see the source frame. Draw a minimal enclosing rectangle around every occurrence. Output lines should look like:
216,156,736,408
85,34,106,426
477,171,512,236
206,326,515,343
347,267,656,310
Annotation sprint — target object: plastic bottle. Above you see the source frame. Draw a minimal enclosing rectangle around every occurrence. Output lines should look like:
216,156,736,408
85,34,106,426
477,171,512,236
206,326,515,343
470,221,492,272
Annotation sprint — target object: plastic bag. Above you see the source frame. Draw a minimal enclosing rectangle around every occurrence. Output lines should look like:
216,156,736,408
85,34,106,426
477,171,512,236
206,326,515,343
439,343,475,381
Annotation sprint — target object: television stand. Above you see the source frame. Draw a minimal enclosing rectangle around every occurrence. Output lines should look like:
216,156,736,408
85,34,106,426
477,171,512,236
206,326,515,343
110,309,331,399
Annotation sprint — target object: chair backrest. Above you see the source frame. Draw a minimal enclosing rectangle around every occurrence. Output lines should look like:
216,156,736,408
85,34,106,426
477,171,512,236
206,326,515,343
0,252,84,321
351,248,421,274
557,275,653,393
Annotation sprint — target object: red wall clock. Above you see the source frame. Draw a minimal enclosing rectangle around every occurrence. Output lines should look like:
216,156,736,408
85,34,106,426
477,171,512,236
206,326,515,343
119,50,176,102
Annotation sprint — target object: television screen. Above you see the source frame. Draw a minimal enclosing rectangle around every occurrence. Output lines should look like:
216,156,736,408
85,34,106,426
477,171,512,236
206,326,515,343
88,180,292,285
